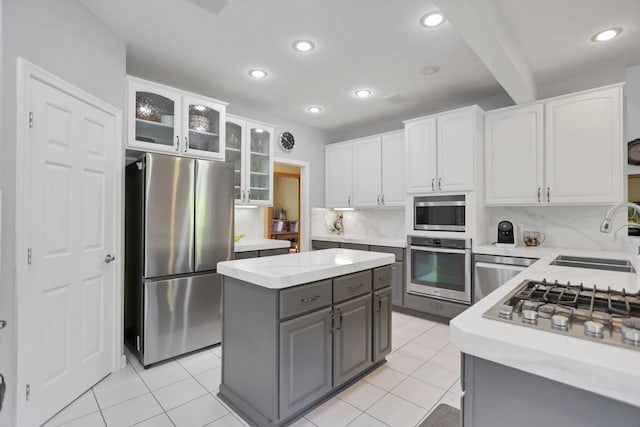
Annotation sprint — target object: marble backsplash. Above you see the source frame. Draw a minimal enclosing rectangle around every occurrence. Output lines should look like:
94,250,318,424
311,207,406,239
234,207,265,239
484,206,638,252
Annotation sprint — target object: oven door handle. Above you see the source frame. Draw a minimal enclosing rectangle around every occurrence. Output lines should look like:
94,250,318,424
409,245,468,255
414,201,466,207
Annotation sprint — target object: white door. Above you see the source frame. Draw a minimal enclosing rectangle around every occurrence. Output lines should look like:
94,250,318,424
437,109,475,192
325,142,353,208
353,136,382,207
22,77,117,425
405,118,437,193
544,86,623,204
380,131,405,206
485,104,544,205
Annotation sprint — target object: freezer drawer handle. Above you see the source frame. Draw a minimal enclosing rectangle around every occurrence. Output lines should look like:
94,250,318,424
104,254,116,264
300,295,320,304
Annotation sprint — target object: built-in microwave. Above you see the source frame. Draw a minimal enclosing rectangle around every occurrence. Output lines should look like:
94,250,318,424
413,195,465,232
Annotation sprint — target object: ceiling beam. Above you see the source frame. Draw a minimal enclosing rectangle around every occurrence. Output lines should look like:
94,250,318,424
433,0,537,104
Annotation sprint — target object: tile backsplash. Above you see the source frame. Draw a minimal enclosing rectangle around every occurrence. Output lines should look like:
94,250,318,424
484,206,632,252
312,208,405,239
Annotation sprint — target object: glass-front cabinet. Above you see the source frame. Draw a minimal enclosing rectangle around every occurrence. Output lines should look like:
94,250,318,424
225,114,273,206
128,77,226,160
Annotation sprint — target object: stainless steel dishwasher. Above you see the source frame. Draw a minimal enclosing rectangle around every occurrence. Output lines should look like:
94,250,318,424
472,254,538,303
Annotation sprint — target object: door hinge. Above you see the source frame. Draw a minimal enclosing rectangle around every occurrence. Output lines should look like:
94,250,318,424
28,112,33,128
27,248,32,265
25,384,30,402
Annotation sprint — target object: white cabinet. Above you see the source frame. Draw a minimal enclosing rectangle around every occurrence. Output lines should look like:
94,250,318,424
325,142,353,208
405,106,481,194
127,77,226,160
484,85,623,206
352,131,405,207
485,104,544,205
225,114,273,206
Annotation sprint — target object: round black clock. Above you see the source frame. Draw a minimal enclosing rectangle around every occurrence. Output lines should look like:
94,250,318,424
279,131,295,152
629,138,640,165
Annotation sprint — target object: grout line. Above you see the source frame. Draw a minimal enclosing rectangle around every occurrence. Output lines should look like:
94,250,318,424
91,389,108,427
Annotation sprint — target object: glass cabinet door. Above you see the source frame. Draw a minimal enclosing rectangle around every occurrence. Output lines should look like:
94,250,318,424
134,89,179,149
184,96,224,159
248,124,272,202
225,118,244,201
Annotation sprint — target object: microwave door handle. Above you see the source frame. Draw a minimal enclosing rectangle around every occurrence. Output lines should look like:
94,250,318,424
409,246,468,255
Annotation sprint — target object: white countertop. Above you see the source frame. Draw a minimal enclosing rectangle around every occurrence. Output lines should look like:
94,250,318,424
311,234,406,248
451,247,640,407
234,239,291,252
218,248,394,289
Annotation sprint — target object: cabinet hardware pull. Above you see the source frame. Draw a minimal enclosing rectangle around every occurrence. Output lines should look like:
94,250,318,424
377,195,380,205
300,295,320,303
348,196,351,207
381,194,385,205
547,187,550,203
347,283,363,291
184,136,188,152
241,190,245,203
438,177,442,191
247,190,250,201
175,136,179,151
431,178,435,191
537,187,541,203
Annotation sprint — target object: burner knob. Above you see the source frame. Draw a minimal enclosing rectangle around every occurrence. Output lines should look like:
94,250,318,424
584,321,604,338
551,315,569,330
522,309,538,324
499,305,513,318
621,320,640,346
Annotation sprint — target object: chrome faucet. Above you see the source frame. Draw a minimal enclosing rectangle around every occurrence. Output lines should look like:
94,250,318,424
600,202,640,233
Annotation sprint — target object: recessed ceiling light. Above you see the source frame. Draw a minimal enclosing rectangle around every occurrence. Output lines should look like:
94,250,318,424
249,68,268,78
354,89,372,98
422,65,441,75
306,106,322,113
293,40,315,52
421,12,445,28
591,27,622,42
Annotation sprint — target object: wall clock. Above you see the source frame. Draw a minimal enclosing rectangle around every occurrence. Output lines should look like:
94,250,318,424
279,131,295,152
629,138,640,165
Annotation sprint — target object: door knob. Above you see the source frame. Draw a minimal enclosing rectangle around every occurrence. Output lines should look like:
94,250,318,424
0,320,6,330
105,254,116,264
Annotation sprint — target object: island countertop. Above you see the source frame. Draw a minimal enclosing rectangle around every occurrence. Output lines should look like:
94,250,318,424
451,248,640,407
217,248,395,289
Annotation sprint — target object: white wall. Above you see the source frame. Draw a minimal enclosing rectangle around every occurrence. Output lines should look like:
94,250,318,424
0,1,126,424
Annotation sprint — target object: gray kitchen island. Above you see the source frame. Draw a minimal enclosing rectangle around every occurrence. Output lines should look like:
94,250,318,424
216,248,395,427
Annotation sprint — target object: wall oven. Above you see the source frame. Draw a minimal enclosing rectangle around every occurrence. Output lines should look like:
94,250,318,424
407,236,471,304
413,195,465,232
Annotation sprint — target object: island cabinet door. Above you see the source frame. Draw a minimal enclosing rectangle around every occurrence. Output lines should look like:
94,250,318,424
373,287,392,362
279,308,333,420
333,294,373,387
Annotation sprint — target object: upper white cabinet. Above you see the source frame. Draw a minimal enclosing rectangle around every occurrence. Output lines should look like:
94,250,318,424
325,142,353,208
485,85,623,206
485,104,544,205
352,131,405,207
225,114,273,206
405,106,482,194
128,77,227,160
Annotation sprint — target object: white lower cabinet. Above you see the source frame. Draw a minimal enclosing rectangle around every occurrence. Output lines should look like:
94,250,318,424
485,84,623,206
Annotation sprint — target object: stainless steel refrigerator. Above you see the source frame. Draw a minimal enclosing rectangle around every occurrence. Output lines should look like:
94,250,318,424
124,153,234,367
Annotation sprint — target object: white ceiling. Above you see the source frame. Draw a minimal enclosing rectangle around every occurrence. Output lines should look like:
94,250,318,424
80,0,640,133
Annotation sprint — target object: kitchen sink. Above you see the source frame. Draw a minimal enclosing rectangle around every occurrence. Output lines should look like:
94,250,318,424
550,255,636,273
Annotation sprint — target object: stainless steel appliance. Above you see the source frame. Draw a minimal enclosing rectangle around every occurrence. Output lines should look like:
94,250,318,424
413,195,465,232
484,279,640,350
407,236,471,304
124,153,234,366
473,254,537,303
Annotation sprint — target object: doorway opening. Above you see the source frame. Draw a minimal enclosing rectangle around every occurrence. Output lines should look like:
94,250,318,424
265,163,301,252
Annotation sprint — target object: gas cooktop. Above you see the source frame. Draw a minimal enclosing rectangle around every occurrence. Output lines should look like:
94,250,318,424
483,279,640,350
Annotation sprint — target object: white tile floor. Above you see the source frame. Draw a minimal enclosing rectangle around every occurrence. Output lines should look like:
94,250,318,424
43,312,461,427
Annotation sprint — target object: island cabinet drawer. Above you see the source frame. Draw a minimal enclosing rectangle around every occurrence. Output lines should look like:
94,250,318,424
333,270,372,303
279,280,332,320
373,265,392,290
